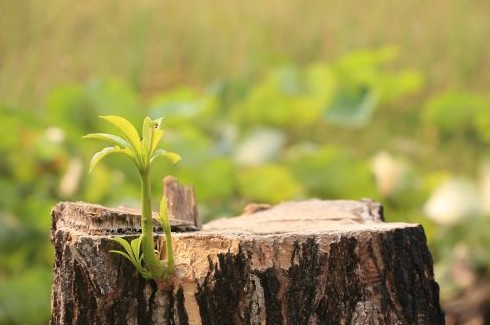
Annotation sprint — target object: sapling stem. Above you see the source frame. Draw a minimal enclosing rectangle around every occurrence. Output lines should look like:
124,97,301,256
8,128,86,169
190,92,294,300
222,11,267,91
140,169,164,278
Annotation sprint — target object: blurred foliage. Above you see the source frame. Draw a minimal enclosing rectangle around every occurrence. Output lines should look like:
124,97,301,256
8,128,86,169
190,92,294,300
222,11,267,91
2,0,490,109
423,92,490,140
1,1,490,323
2,46,490,323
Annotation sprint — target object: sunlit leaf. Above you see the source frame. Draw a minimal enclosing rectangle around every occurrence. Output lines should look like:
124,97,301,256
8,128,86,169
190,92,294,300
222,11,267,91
88,146,132,173
142,117,154,159
151,128,164,155
150,149,181,165
99,115,142,156
83,133,131,149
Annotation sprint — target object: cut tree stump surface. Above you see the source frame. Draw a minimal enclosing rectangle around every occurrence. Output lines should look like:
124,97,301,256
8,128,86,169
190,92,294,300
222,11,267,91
50,199,444,325
204,199,386,233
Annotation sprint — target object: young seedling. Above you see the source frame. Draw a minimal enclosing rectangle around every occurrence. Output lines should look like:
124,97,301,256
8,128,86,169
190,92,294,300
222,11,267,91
83,115,181,282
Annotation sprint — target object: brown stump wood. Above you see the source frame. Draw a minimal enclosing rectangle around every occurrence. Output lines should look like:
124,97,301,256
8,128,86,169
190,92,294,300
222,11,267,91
50,179,443,325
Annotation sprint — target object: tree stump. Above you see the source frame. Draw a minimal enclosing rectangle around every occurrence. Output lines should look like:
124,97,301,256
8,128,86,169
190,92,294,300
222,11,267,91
50,182,443,324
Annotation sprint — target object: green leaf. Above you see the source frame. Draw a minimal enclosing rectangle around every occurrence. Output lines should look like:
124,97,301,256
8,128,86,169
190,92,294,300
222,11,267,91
110,249,152,278
110,237,154,279
151,128,164,156
99,115,142,156
151,149,181,165
142,117,154,159
163,152,182,165
83,133,131,149
111,237,137,261
0,268,52,323
130,236,143,258
88,146,132,173
109,249,136,264
143,117,165,157
324,87,378,128
237,164,303,203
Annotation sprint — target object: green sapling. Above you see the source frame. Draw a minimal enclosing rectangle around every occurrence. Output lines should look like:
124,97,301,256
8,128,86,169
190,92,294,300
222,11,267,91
83,115,181,282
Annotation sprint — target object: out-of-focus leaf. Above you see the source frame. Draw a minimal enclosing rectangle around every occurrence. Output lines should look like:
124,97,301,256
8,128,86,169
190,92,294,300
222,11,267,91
377,69,424,102
46,79,144,141
0,114,22,150
86,78,143,122
45,83,89,140
0,211,23,248
0,268,52,324
286,144,376,199
234,66,324,128
331,46,398,86
324,87,378,128
149,87,218,126
422,91,487,136
167,125,213,162
329,47,423,110
237,164,303,203
474,107,490,143
84,163,114,202
175,158,236,203
306,63,336,105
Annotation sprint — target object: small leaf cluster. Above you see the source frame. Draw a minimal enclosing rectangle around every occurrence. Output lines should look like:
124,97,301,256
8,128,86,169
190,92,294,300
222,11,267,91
110,195,175,280
84,115,180,281
83,115,181,174
110,236,153,279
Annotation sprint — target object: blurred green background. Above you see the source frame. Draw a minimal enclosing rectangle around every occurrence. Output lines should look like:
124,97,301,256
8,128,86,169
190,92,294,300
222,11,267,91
1,0,490,323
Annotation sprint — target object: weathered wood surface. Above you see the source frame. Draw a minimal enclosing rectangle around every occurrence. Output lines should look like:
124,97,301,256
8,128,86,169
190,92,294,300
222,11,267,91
164,176,201,230
50,198,444,324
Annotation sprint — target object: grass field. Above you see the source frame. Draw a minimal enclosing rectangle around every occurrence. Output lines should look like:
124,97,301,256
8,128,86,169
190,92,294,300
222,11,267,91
1,0,489,108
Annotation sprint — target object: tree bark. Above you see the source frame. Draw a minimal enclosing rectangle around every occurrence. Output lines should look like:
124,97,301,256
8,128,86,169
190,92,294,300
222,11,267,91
50,192,443,324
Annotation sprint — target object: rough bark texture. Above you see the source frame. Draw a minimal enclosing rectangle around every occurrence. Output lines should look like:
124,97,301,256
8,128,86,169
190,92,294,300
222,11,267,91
50,195,443,324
